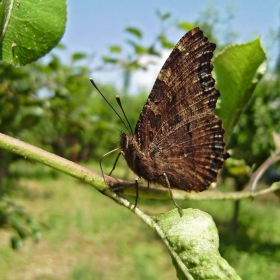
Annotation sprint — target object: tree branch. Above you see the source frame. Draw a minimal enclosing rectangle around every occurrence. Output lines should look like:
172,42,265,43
1,132,279,202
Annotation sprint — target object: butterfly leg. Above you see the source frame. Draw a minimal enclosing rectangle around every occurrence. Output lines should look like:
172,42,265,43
100,147,121,182
133,176,139,210
163,173,183,214
108,151,123,176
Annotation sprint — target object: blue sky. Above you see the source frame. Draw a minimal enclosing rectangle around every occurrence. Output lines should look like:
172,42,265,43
57,0,280,91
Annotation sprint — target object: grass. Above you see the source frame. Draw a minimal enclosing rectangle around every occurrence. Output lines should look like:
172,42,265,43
1,160,280,279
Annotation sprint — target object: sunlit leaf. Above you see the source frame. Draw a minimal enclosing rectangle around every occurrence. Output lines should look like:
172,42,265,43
177,22,196,32
102,56,119,64
134,44,147,54
0,0,67,66
214,38,267,142
161,12,171,21
72,53,87,62
125,27,142,38
159,35,174,49
109,45,122,53
153,209,241,280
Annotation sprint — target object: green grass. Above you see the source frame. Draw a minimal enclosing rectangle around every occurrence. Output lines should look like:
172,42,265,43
1,161,280,279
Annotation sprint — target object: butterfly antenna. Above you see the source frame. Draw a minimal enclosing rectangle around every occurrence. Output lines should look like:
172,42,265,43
116,95,133,135
89,78,131,134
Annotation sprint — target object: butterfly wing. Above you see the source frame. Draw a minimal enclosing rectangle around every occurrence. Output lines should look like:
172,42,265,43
135,27,229,192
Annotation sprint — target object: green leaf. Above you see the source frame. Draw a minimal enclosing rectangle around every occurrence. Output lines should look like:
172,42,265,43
56,43,66,50
72,52,88,62
0,0,67,66
134,44,147,54
48,54,60,70
153,209,241,280
109,45,122,53
102,56,119,64
156,10,171,21
160,12,171,21
177,22,196,32
159,35,174,49
11,235,22,250
125,27,142,38
146,46,160,56
19,106,45,128
214,38,266,142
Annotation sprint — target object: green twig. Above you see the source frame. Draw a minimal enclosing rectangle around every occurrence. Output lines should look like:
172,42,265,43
0,132,279,203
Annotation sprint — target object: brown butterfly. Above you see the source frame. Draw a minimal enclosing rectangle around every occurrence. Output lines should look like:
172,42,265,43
91,27,229,210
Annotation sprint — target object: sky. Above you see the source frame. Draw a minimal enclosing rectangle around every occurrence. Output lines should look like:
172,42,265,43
55,0,280,92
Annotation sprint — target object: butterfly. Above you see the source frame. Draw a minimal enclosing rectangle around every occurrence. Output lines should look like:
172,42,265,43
91,27,229,210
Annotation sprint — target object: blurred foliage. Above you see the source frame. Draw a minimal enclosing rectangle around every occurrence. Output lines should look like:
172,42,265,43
228,74,280,166
0,54,147,164
0,196,40,249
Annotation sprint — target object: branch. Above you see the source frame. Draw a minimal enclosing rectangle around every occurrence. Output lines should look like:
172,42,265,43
0,132,106,190
248,151,280,191
1,133,279,203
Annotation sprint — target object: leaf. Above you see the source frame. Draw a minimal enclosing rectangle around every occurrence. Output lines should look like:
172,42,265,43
146,46,160,56
126,39,147,54
48,54,60,70
133,44,147,54
19,106,45,128
160,12,171,21
72,52,88,62
153,209,241,280
56,43,66,50
109,45,122,53
214,38,266,142
155,10,171,21
225,158,249,176
125,27,142,38
159,35,174,49
177,22,196,32
0,0,67,66
102,56,119,64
